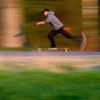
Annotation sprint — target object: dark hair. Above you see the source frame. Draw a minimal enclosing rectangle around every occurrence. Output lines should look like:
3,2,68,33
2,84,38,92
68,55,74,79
42,9,50,14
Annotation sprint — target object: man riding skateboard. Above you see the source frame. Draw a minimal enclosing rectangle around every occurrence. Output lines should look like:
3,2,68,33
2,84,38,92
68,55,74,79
36,9,83,49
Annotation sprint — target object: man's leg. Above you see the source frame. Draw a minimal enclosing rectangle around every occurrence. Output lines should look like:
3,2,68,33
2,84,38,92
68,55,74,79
60,28,76,40
59,28,84,48
48,30,58,48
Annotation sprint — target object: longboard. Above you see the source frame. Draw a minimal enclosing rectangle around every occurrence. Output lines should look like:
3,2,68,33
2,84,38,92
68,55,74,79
38,48,69,52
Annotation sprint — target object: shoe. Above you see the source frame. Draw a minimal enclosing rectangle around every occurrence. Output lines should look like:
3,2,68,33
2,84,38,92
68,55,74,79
80,33,84,48
48,47,57,50
76,33,84,48
80,32,87,51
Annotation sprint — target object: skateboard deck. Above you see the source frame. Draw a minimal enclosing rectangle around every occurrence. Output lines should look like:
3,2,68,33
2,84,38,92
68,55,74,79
38,48,69,52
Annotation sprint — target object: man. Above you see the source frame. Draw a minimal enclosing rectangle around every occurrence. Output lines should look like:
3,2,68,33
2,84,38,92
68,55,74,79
36,9,82,49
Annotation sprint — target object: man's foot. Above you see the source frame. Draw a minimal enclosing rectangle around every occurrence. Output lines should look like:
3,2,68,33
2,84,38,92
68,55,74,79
79,33,84,48
80,32,87,51
75,32,87,50
48,47,57,50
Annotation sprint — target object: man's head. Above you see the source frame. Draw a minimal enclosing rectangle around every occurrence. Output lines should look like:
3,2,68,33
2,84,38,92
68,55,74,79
42,9,50,16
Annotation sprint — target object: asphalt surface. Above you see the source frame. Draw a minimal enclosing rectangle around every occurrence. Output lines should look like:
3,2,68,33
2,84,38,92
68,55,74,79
0,51,100,56
0,51,100,71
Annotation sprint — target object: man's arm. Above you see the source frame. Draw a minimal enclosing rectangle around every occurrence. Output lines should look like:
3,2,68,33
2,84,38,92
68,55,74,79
36,21,45,26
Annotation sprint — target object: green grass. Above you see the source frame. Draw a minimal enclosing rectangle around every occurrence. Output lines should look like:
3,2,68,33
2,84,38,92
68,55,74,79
0,70,100,100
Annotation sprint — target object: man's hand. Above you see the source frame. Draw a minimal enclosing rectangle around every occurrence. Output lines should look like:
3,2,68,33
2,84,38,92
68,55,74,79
36,21,45,26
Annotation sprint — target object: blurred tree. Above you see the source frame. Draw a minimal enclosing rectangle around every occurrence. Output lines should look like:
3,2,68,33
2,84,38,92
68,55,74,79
1,0,24,47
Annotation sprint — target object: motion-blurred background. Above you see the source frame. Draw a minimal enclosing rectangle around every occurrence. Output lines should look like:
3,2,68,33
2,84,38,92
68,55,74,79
0,0,100,51
0,1,100,100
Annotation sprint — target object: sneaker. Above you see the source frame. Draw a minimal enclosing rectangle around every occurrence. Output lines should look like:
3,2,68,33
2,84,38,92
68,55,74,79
74,32,87,51
80,32,87,51
80,33,84,48
48,47,57,50
76,32,84,48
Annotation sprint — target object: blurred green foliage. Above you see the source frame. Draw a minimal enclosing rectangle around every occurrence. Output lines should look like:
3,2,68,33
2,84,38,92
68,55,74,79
21,0,81,49
0,70,100,100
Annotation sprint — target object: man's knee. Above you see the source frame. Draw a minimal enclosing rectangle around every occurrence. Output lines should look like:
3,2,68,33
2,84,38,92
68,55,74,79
48,34,53,39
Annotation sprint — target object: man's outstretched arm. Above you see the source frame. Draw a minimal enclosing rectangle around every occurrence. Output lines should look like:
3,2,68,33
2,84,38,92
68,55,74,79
36,21,45,26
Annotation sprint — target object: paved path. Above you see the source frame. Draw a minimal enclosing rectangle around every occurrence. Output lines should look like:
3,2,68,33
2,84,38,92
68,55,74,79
0,51,100,56
0,51,100,71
